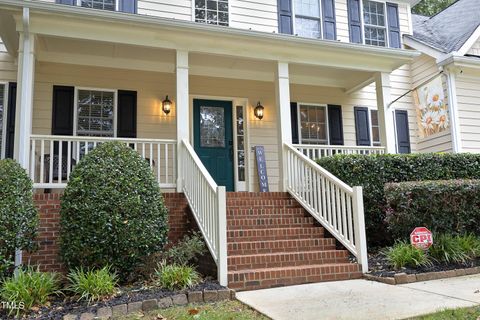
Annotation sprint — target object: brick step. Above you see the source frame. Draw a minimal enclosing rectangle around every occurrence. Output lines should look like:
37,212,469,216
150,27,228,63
228,263,363,291
227,227,324,242
227,250,350,271
227,207,307,217
226,192,290,199
227,199,303,208
227,213,310,222
227,238,336,255
227,216,317,229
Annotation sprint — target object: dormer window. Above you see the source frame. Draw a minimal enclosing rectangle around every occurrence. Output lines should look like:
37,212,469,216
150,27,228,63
195,0,229,26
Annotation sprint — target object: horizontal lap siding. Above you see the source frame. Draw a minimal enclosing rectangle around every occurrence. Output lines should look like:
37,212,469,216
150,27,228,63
138,0,192,20
409,54,452,153
230,0,278,33
457,75,480,152
0,39,17,81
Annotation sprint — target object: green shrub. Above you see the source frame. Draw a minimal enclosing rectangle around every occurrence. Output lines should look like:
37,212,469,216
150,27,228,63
0,159,38,277
67,266,118,303
60,142,169,280
154,261,201,291
0,267,60,316
317,153,480,246
429,234,480,264
384,241,432,269
385,180,480,240
165,232,206,266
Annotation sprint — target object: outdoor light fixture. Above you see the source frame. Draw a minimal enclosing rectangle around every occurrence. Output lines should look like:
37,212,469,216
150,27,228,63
162,95,172,115
254,101,264,120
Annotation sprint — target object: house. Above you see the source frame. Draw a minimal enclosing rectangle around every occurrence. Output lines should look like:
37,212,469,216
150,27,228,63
0,0,432,291
403,0,480,153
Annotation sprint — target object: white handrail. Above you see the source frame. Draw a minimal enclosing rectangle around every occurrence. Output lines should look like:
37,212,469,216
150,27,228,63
180,139,227,286
29,134,177,189
294,144,385,160
284,143,368,273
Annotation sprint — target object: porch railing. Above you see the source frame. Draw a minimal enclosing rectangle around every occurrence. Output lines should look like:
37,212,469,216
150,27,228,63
180,139,227,286
29,135,177,189
284,143,368,272
294,144,385,160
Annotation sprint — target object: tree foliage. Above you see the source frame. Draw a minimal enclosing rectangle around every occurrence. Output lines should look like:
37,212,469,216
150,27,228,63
412,0,456,16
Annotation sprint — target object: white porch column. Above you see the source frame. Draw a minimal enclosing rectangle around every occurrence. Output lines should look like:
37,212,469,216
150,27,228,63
14,8,35,170
275,62,292,192
375,72,396,154
176,50,189,192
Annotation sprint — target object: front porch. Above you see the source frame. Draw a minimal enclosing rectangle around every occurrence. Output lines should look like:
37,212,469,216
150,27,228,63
0,2,417,288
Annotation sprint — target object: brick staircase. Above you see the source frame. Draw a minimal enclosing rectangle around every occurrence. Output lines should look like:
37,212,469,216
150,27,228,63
226,192,362,291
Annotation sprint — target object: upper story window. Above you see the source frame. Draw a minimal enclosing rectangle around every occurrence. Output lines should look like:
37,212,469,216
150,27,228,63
195,0,229,26
80,0,116,11
363,0,386,47
294,0,322,38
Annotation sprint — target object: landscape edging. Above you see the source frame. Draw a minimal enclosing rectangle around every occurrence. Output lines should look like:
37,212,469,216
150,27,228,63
364,266,480,285
62,288,236,320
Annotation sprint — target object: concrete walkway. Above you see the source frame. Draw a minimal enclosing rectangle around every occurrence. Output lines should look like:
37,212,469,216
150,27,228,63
236,275,480,320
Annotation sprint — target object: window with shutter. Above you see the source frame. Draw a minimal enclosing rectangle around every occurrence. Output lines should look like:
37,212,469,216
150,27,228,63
195,0,229,26
293,103,343,145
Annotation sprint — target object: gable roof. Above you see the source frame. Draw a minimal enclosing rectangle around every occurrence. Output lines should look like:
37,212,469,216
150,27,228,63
409,0,480,53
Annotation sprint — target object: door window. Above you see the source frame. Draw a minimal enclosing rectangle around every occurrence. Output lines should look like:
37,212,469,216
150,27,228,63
200,106,226,148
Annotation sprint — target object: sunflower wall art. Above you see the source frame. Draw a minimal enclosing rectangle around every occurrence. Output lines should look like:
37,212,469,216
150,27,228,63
413,75,450,138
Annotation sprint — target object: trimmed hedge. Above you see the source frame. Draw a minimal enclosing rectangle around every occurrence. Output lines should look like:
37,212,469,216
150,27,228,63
317,153,480,246
385,180,480,240
60,142,169,280
0,159,38,278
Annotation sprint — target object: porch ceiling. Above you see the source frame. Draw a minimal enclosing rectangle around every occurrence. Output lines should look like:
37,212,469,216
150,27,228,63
0,0,419,74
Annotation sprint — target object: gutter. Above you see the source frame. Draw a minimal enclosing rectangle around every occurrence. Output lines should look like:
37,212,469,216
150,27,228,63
438,54,480,70
0,0,420,61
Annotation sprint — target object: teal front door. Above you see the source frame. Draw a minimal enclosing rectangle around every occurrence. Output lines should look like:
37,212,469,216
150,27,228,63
193,99,234,191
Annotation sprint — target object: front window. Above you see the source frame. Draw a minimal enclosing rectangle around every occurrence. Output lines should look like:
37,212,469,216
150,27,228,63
299,104,328,144
195,0,229,26
363,0,387,47
294,0,321,38
76,89,115,137
80,0,115,10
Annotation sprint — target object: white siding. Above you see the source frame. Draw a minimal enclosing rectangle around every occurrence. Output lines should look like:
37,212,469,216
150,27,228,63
408,54,452,153
456,74,480,153
0,38,17,82
138,0,192,21
229,0,278,33
467,38,480,56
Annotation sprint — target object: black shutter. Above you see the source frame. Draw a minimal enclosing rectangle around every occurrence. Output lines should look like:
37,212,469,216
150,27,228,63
395,110,411,154
354,107,371,146
347,0,363,44
278,0,293,34
290,102,299,144
387,2,401,48
119,0,137,13
322,0,337,40
5,82,16,159
52,86,74,136
327,105,344,145
117,90,137,138
55,0,75,5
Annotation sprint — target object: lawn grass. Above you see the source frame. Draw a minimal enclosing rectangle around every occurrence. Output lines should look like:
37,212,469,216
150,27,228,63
409,305,480,320
121,300,270,320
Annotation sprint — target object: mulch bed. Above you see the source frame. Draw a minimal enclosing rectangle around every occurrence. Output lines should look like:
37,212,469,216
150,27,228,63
367,251,480,277
0,279,225,320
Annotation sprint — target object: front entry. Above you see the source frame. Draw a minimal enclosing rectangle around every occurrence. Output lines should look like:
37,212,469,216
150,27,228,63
193,99,234,191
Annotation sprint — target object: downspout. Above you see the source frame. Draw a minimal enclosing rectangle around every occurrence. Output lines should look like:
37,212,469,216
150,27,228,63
442,65,462,153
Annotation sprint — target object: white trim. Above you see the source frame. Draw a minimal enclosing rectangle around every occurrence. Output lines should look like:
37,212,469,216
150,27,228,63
457,25,480,56
406,3,413,36
444,67,462,153
403,36,445,60
0,82,8,159
296,102,330,145
73,86,117,137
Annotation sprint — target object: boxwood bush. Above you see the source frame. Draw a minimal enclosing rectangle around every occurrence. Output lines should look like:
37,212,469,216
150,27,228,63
0,159,38,278
60,142,169,280
317,153,480,246
385,180,480,240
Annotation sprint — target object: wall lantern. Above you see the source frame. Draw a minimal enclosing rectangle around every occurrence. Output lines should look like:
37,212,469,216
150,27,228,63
254,101,264,120
162,95,172,115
